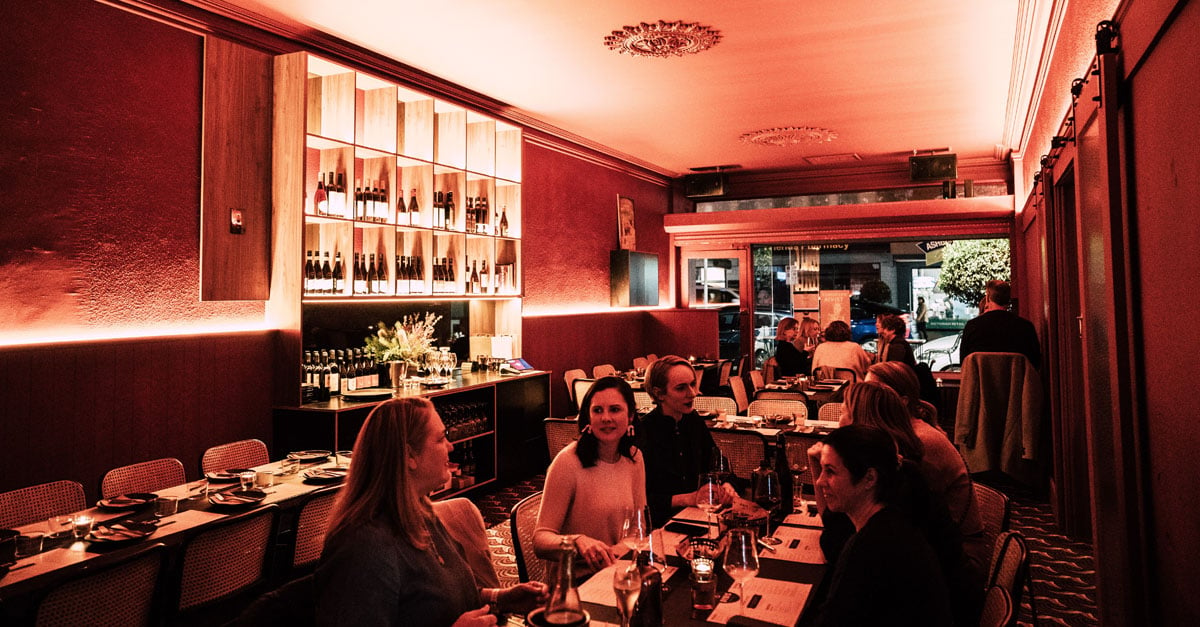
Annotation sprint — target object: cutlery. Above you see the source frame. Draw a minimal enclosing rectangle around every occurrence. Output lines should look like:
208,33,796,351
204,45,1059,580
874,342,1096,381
757,539,777,552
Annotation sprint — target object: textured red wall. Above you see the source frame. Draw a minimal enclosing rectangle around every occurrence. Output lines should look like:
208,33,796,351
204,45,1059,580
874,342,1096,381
0,0,263,343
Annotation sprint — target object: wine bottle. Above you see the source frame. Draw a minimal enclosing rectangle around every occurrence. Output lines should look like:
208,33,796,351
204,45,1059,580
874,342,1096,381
354,180,364,221
376,250,389,294
470,260,480,294
334,173,347,218
318,350,331,401
303,351,314,387
432,192,443,229
775,433,794,515
328,349,341,397
352,253,364,294
545,536,586,626
479,197,490,234
332,251,344,294
367,254,378,294
314,173,328,216
412,255,425,293
379,180,389,223
631,551,663,627
480,259,490,295
445,191,456,230
499,205,509,237
304,251,314,294
395,255,405,295
321,252,333,294
407,188,419,223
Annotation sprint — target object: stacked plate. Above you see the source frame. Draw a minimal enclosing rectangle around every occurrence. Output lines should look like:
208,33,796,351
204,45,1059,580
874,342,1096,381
96,493,157,510
209,489,267,508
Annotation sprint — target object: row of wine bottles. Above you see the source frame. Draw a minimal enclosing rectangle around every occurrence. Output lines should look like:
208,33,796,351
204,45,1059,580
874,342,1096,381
435,400,493,442
303,348,379,402
442,441,485,493
304,248,518,297
309,171,511,235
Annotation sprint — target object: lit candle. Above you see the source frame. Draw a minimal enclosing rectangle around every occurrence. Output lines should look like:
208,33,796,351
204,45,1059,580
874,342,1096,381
692,556,715,580
72,515,94,539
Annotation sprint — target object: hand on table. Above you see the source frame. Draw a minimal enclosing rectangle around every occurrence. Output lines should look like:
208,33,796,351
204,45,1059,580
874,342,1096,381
452,606,497,626
498,581,549,614
574,534,617,570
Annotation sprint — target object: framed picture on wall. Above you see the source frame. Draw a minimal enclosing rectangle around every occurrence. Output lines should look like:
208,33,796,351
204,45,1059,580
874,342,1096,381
617,195,636,250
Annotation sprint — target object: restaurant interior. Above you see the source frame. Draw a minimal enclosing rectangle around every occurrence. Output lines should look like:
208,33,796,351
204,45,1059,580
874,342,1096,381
1,0,1197,625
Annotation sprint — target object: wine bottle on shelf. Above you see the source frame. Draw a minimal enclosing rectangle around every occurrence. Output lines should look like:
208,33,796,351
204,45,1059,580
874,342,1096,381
304,251,314,294
412,255,425,293
319,251,332,294
446,257,455,292
325,171,338,217
328,350,341,397
408,188,420,225
445,191,456,230
317,350,331,401
366,254,378,294
351,253,363,294
376,250,389,294
332,251,344,294
432,192,443,229
499,206,509,237
303,351,314,387
379,181,390,223
466,197,477,233
337,350,349,395
480,259,490,295
354,180,364,221
314,173,328,216
335,173,348,218
470,260,480,294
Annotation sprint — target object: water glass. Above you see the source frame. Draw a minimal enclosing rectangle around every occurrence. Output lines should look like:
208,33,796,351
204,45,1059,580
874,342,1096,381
690,556,718,612
72,515,94,540
238,471,256,491
47,515,74,538
16,532,45,558
255,471,275,488
154,496,179,518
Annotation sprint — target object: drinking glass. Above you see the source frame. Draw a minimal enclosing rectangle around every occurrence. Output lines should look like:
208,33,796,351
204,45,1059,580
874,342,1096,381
239,471,256,491
696,472,723,540
619,506,652,555
722,528,760,611
72,515,94,540
47,515,74,538
612,561,642,627
753,468,782,545
154,496,179,518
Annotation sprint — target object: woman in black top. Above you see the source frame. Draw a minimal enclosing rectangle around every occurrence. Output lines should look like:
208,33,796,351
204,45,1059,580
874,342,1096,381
773,317,809,377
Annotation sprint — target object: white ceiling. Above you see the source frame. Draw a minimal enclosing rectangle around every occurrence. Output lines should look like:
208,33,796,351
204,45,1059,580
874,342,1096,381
216,0,1025,177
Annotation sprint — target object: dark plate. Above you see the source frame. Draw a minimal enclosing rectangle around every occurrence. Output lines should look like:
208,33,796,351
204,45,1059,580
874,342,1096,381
208,489,267,507
287,450,331,463
205,468,255,482
87,521,156,546
526,608,590,627
302,468,348,484
340,388,393,401
96,492,158,510
420,380,449,389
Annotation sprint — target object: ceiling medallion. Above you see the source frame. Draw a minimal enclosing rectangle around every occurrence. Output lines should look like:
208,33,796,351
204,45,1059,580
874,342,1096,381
740,126,839,147
604,20,722,58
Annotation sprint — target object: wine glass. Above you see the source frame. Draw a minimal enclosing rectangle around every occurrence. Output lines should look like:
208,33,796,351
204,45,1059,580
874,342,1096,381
791,462,808,512
619,506,652,555
612,562,642,627
696,472,723,540
722,528,760,612
753,468,782,545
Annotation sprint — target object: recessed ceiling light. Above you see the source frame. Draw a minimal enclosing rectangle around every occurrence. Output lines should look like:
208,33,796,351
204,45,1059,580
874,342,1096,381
740,127,838,147
805,153,861,165
604,20,722,58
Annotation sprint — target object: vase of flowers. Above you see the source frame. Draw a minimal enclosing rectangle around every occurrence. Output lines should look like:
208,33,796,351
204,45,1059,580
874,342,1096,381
364,313,442,387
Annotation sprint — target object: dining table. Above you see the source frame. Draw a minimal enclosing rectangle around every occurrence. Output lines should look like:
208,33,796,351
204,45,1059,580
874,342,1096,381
573,504,828,626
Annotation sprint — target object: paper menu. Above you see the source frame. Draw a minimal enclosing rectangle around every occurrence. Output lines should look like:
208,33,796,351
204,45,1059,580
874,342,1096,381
706,578,812,625
577,560,679,607
765,526,825,564
782,508,824,528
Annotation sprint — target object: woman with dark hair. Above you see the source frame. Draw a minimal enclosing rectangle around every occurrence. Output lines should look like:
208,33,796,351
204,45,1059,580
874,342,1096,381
534,376,646,571
316,398,546,627
811,320,871,380
811,425,953,627
636,355,735,526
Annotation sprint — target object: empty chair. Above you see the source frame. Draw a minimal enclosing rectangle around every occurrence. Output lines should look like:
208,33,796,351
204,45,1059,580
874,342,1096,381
101,457,187,499
734,355,748,377
0,480,86,529
563,368,587,411
708,428,769,480
716,359,733,388
510,492,547,583
544,417,579,460
975,483,1012,571
173,505,277,622
729,377,749,414
987,530,1031,623
748,370,765,395
978,585,1014,627
201,439,269,475
571,378,596,412
290,486,339,573
632,390,656,413
829,367,859,383
632,356,649,370
693,395,737,416
747,399,808,422
817,402,845,424
755,390,807,401
34,542,165,627
763,357,779,384
592,364,617,378
646,353,658,363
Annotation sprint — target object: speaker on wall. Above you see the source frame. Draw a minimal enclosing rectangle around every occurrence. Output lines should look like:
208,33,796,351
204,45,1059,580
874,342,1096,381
683,173,726,198
909,154,957,182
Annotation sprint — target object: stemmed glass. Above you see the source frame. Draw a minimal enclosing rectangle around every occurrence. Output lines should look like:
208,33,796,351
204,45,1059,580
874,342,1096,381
722,528,760,613
753,468,782,545
612,562,642,627
696,472,723,540
619,506,652,555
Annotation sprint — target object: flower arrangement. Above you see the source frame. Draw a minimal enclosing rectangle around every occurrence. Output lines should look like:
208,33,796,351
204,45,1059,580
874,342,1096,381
364,313,442,365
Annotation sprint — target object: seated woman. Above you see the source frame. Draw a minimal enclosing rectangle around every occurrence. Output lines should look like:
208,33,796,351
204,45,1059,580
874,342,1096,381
636,355,736,526
811,425,954,627
811,320,871,381
865,362,988,580
534,376,646,573
773,317,808,377
316,398,547,627
875,314,916,367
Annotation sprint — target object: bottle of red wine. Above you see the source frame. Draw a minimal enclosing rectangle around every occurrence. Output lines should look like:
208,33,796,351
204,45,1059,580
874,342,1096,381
320,252,333,294
480,259,490,295
499,206,509,237
408,188,420,224
332,252,344,294
445,191,456,230
464,197,475,233
314,174,328,216
304,251,315,294
367,254,378,294
412,255,425,293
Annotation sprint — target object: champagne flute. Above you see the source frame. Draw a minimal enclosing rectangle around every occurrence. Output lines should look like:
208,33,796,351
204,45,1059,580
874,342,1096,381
612,562,642,627
696,472,723,540
722,528,760,612
619,506,651,555
754,468,782,545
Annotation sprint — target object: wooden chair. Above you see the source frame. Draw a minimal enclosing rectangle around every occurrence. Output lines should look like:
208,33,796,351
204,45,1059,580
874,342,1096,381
729,377,750,414
201,439,269,475
100,457,187,499
763,357,779,384
716,359,733,388
646,354,658,363
633,390,656,414
817,402,844,424
172,505,278,623
0,480,87,529
693,395,737,415
510,492,548,583
979,585,1014,627
544,417,579,460
748,370,765,396
563,368,587,411
708,428,769,480
974,482,1012,572
289,486,339,574
592,364,617,378
987,530,1032,625
747,399,808,422
830,367,859,383
632,356,649,370
34,542,166,627
571,378,595,411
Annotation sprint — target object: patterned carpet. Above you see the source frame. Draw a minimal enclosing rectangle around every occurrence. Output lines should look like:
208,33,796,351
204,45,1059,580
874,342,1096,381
474,474,1100,626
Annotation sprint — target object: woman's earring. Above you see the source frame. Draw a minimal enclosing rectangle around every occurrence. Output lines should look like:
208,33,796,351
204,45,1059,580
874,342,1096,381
581,424,593,434
626,424,635,436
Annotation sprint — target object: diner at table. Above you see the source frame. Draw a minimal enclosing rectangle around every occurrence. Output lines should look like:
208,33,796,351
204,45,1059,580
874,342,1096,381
810,321,872,382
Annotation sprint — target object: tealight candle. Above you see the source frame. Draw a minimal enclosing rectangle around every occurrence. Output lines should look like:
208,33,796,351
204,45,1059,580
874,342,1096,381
72,515,94,540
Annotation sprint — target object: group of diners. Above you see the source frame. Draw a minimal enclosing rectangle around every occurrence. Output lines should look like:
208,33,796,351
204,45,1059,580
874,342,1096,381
312,351,990,626
773,313,917,383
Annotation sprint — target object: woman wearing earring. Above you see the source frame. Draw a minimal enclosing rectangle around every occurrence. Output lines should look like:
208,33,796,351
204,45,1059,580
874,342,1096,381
534,376,646,572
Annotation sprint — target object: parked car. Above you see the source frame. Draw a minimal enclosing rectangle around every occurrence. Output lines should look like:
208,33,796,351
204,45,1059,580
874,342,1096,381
718,305,788,362
850,296,907,343
913,332,962,371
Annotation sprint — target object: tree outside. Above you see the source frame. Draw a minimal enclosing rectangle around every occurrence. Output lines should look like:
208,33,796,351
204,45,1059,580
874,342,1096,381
937,239,1010,306
859,279,892,304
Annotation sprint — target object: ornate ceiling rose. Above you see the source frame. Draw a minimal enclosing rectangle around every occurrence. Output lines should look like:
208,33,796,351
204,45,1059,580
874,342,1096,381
740,126,839,147
604,20,722,58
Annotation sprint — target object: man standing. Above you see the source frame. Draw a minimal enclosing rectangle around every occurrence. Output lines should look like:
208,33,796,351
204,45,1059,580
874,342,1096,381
876,314,916,367
960,280,1041,369
916,296,928,340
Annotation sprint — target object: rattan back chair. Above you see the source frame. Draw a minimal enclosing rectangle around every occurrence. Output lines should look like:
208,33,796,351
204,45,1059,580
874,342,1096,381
34,542,165,627
693,395,737,416
708,428,770,481
592,364,617,378
988,530,1030,623
633,390,656,414
200,439,269,475
0,480,87,529
817,402,845,424
544,417,579,461
100,457,187,499
563,368,587,411
729,377,750,414
974,482,1011,571
510,492,548,584
747,399,808,422
173,505,278,620
979,584,1014,627
632,356,649,370
830,367,859,383
571,378,596,412
754,390,807,401
290,486,340,572
763,357,779,384
748,370,765,395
